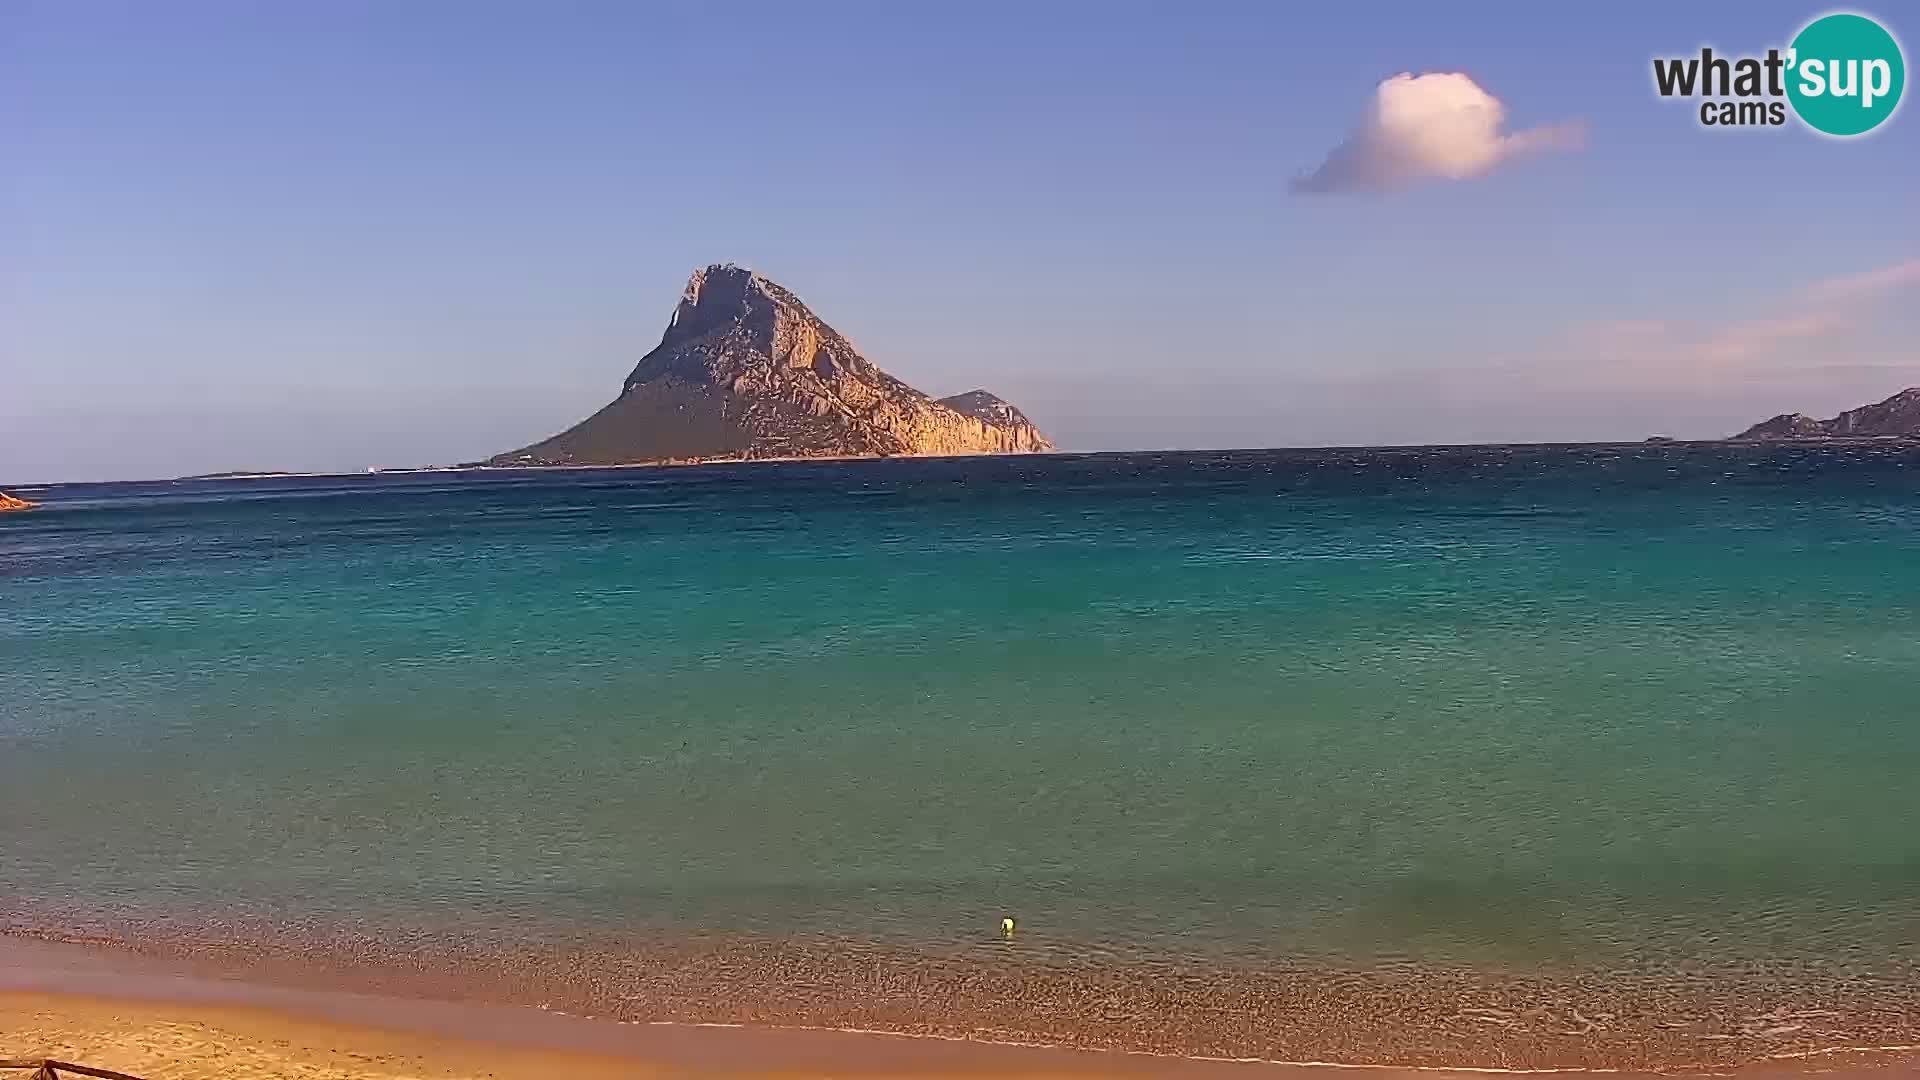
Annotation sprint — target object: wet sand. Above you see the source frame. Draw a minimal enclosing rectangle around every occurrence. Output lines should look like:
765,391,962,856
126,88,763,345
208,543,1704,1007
6,984,1918,1080
8,990,1305,1080
3,933,1918,1078
0,991,1670,1080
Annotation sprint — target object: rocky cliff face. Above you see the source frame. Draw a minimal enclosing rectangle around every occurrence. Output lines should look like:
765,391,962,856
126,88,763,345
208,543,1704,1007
936,389,1044,431
1732,388,1920,440
493,265,1053,466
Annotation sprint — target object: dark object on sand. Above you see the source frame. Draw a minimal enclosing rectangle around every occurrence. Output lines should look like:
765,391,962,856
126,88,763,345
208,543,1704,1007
0,1062,148,1080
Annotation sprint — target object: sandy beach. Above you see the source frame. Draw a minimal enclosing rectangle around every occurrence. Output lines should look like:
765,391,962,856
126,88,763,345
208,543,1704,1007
3,936,1918,1080
10,989,1920,1080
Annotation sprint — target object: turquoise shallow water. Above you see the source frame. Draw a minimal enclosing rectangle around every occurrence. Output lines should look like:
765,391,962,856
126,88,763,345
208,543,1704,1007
4,445,1919,978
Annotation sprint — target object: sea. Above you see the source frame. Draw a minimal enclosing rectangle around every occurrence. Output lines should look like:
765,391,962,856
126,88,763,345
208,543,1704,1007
4,444,1919,1068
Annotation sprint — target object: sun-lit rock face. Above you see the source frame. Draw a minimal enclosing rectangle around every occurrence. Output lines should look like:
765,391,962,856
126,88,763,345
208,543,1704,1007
493,265,1053,466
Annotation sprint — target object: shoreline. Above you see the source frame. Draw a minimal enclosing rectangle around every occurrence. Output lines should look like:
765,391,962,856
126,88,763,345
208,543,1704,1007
0,938,1580,1079
5,941,1919,1080
14,436,1920,492
3,928,1917,1078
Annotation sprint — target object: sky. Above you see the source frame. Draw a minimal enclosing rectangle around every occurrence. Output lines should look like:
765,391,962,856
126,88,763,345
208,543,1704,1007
4,0,1918,482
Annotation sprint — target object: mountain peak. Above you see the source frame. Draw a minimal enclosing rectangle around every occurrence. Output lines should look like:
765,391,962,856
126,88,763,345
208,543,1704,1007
495,267,1054,466
937,390,1038,429
675,263,760,318
668,264,783,328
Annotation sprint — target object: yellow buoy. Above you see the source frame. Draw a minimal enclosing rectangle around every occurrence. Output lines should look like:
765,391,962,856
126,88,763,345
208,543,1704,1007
1000,916,1016,938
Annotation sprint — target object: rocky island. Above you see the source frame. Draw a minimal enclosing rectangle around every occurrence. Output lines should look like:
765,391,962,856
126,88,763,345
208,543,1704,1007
1733,387,1920,440
492,265,1053,467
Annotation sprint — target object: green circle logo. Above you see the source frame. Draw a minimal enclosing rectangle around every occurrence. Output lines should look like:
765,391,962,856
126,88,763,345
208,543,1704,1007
1786,12,1905,136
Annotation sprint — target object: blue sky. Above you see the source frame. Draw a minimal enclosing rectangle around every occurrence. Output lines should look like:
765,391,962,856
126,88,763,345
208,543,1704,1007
4,0,1917,481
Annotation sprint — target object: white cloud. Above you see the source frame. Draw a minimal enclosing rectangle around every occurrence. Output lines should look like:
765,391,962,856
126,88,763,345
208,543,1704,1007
1293,72,1583,194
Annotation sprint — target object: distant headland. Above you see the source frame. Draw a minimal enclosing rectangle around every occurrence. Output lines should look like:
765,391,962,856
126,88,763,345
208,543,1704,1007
1732,387,1920,441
